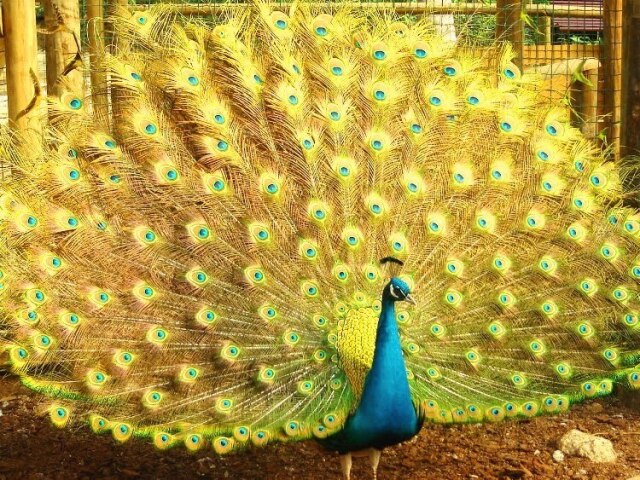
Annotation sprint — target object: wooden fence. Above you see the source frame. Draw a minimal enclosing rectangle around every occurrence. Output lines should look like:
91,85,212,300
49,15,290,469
0,0,636,157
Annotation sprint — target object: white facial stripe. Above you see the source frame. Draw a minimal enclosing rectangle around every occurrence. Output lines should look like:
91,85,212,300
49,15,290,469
390,284,401,299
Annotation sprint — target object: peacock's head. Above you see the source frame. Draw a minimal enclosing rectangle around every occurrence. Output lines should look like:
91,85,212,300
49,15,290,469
384,277,416,305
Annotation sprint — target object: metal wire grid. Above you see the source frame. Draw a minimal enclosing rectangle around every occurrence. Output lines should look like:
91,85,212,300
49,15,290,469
0,1,624,150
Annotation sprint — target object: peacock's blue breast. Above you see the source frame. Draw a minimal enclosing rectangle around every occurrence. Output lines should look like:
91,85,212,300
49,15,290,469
321,393,419,453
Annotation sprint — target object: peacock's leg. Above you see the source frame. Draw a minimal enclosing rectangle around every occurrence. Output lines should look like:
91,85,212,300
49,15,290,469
340,453,353,480
369,449,382,479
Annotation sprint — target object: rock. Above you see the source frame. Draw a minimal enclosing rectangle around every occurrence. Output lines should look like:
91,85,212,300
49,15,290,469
533,449,541,456
552,450,565,463
558,429,617,463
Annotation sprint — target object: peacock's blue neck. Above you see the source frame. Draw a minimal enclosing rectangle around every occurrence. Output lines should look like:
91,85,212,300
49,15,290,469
321,296,420,453
358,296,414,413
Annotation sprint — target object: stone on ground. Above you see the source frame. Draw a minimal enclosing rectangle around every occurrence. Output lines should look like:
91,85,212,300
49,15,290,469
558,429,617,463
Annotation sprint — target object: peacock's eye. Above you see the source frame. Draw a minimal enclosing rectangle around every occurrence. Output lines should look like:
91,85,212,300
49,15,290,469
444,66,456,76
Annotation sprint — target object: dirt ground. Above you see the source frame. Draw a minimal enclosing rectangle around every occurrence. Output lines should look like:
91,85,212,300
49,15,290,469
0,377,639,480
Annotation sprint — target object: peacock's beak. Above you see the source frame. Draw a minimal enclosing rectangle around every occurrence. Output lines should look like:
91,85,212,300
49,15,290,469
405,294,416,305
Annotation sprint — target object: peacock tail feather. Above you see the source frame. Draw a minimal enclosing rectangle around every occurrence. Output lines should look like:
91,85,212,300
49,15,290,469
1,1,639,453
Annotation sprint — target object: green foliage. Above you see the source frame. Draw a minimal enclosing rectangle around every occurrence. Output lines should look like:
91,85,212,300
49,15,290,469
558,34,603,46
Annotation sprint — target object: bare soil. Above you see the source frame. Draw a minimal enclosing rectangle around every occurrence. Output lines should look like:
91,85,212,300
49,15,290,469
0,377,639,480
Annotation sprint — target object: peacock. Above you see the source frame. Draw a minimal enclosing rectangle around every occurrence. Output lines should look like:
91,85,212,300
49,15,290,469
1,2,640,479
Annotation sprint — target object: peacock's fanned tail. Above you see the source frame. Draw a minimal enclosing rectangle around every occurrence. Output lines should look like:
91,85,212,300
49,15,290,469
0,1,639,453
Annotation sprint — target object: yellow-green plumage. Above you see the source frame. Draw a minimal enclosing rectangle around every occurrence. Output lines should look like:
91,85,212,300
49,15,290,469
337,305,379,402
0,1,639,463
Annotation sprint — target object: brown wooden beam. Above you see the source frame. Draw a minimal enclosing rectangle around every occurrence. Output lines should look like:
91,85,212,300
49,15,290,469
87,0,108,121
496,1,507,41
3,0,39,131
43,0,82,98
572,67,599,139
109,0,129,48
621,0,640,159
603,0,623,158
0,1,5,70
540,15,552,45
129,2,603,18
108,0,131,122
496,0,523,68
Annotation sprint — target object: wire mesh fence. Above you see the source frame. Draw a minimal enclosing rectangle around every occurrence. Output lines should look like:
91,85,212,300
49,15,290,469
0,0,625,155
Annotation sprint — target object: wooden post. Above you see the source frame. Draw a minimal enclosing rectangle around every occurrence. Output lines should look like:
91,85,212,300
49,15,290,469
0,1,5,70
570,68,599,139
107,0,130,55
108,0,130,121
496,0,524,69
603,0,623,159
43,0,82,97
540,15,552,45
3,0,39,130
87,0,108,120
496,0,508,40
621,0,640,159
